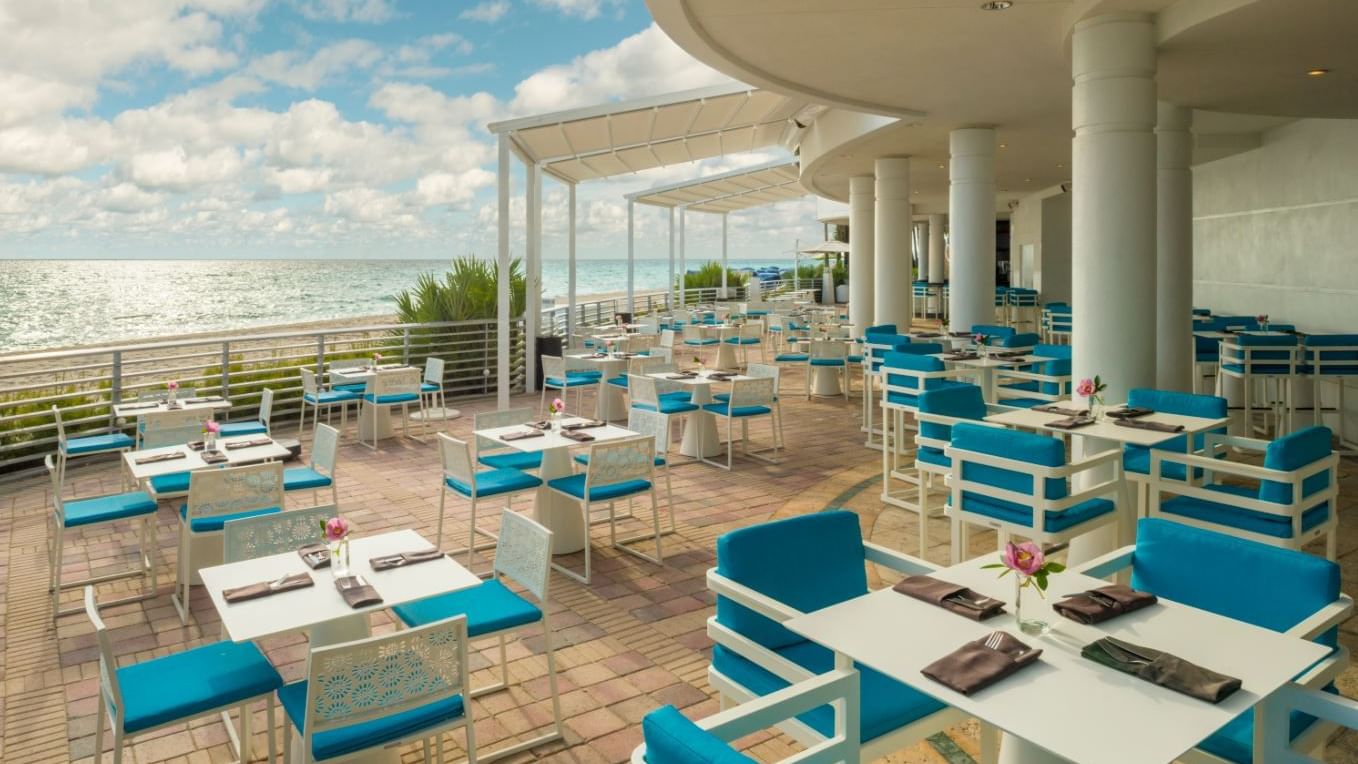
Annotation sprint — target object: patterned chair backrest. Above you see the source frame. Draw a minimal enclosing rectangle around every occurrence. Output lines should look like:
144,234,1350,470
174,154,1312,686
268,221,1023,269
584,435,655,487
739,323,762,341
300,368,321,396
809,339,846,361
629,374,661,408
257,388,275,429
224,504,338,563
648,345,674,363
424,357,445,386
474,407,532,455
745,363,779,387
312,423,340,474
766,314,785,330
627,408,669,459
672,309,692,323
141,408,207,449
729,376,776,408
541,355,567,382
659,329,675,348
369,367,422,398
186,462,284,526
493,510,553,602
682,325,706,343
438,433,476,486
303,617,469,740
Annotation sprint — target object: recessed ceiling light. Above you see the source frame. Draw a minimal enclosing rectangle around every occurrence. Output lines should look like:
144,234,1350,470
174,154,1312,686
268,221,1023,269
980,0,1013,9
1056,163,1063,168
1307,68,1330,77
1024,178,1031,182
937,164,945,169
999,143,1008,149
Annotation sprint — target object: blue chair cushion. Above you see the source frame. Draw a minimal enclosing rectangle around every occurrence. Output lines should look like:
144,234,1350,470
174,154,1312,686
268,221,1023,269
713,393,778,403
846,353,864,363
65,432,136,455
642,704,755,764
702,403,771,417
715,511,867,650
362,392,421,404
971,324,1015,338
1221,363,1295,375
332,383,366,394
576,452,666,467
1159,485,1330,540
421,382,440,393
305,390,358,404
725,337,760,345
391,580,541,637
951,423,1068,517
217,420,267,437
445,469,542,498
149,471,191,495
117,641,283,734
544,376,595,388
548,473,651,502
284,467,333,491
775,353,809,362
960,494,1116,533
63,491,159,527
712,642,945,744
178,505,281,533
634,400,700,415
478,450,543,471
864,324,897,336
607,375,629,388
917,385,988,447
1121,448,1198,482
809,357,845,367
1197,688,1333,764
1260,426,1332,505
278,680,465,761
571,369,603,379
916,446,949,468
683,338,719,346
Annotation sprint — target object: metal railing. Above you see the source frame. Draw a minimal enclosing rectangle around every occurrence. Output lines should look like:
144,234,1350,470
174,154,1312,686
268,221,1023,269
0,319,525,475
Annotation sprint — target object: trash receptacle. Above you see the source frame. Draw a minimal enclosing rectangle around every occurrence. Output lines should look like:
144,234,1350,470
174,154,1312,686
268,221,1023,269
535,335,563,389
614,311,633,325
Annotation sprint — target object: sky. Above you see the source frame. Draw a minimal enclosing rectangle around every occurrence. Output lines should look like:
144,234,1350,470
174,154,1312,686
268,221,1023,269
0,0,820,262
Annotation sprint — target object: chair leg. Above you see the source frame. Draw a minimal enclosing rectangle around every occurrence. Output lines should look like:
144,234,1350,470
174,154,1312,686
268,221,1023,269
51,529,63,620
466,495,478,570
94,688,105,763
266,694,277,764
435,486,448,548
918,472,929,560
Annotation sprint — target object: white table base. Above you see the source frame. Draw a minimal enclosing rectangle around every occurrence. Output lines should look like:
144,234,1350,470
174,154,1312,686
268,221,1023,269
714,343,740,370
597,381,627,421
809,365,843,396
535,446,587,554
678,384,721,458
358,402,396,441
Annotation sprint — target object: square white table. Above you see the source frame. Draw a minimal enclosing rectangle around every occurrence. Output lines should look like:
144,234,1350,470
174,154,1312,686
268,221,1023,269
113,396,232,419
329,363,419,440
931,352,1045,403
566,352,636,420
122,434,293,482
646,370,751,459
473,417,639,554
785,557,1330,764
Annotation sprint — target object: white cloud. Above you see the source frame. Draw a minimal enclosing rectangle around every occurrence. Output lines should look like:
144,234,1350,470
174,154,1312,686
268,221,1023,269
99,182,164,213
294,0,395,23
264,166,334,194
530,0,623,21
460,1,509,23
250,40,384,89
125,146,244,190
415,169,495,207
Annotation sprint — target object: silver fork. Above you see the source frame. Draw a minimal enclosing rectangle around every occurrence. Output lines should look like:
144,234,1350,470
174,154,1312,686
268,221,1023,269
268,573,292,590
984,632,1005,651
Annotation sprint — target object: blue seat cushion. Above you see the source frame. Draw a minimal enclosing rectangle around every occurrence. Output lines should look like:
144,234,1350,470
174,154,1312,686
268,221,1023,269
571,369,603,379
702,403,771,417
544,376,595,388
284,467,333,491
713,392,778,403
712,642,945,744
278,680,465,761
576,452,666,467
445,469,542,498
548,473,651,501
305,390,358,404
63,491,159,527
775,353,809,362
634,400,700,415
178,505,281,533
642,705,755,764
362,392,421,404
1159,485,1330,540
332,383,367,393
149,471,191,495
420,382,440,392
725,337,760,345
217,420,267,437
607,375,629,388
960,494,1116,533
809,357,845,367
391,579,541,637
66,432,136,455
1197,689,1331,764
478,450,543,471
118,641,283,734
683,338,719,346
916,446,949,468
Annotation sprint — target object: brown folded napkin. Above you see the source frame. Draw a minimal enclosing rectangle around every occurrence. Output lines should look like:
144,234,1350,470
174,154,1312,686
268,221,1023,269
184,396,224,403
1032,404,1088,416
893,575,1005,621
1053,584,1158,625
120,402,160,411
298,543,331,569
370,548,445,571
708,372,737,380
948,331,973,337
913,332,941,338
526,420,551,430
201,450,229,464
1113,418,1184,433
501,430,546,441
1105,407,1154,419
225,437,273,450
666,374,695,380
134,451,186,465
945,353,980,361
1047,416,1096,430
222,572,314,603
563,419,607,430
165,402,183,410
335,576,383,608
1082,637,1241,703
561,429,595,442
994,351,1029,359
922,631,1042,695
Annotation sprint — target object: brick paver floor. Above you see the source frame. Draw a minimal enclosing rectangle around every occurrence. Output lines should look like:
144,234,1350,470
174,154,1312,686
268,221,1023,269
3,360,1356,763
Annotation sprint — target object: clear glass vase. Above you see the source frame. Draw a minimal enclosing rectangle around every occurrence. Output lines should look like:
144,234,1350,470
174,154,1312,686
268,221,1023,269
329,538,350,579
1014,577,1051,636
551,411,562,430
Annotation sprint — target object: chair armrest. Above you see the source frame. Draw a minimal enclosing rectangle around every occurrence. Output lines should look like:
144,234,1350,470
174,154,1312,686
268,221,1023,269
1069,545,1135,579
1151,450,1290,482
1259,682,1358,764
1287,595,1354,642
864,542,935,576
1202,431,1269,453
1064,448,1122,475
707,569,804,623
1293,646,1349,690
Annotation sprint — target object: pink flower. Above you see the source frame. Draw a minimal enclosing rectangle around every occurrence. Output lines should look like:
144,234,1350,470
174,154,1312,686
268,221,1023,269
324,517,351,542
167,380,178,390
373,352,382,361
203,420,220,434
1256,314,1268,324
551,397,565,414
1075,378,1096,398
1001,541,1045,577
972,333,986,344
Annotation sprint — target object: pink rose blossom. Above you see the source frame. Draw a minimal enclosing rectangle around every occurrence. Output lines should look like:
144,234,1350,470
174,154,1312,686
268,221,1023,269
324,517,351,541
1075,378,1096,398
1001,541,1045,577
551,397,565,414
204,420,220,434
167,380,178,390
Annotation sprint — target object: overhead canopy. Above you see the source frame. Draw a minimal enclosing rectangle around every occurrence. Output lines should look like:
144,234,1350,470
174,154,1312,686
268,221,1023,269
799,240,850,254
487,83,810,184
625,159,803,214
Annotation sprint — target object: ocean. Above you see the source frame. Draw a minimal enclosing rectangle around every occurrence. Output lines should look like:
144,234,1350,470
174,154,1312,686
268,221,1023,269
0,258,794,353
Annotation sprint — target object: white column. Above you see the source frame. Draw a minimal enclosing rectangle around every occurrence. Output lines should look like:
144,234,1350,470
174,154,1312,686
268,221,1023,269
626,199,635,315
667,207,675,310
948,129,996,332
679,207,687,307
874,157,913,327
721,213,728,298
848,175,875,335
525,162,540,393
916,222,929,283
567,182,577,342
495,134,511,408
928,213,946,284
1157,102,1194,391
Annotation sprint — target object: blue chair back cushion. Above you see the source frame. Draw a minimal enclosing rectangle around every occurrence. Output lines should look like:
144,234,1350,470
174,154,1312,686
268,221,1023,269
998,332,1040,348
1130,518,1340,649
715,511,867,650
883,351,945,390
642,706,754,764
1032,343,1072,360
891,341,944,356
864,324,897,337
1260,426,1333,505
951,423,1066,515
1304,334,1358,374
1126,388,1227,454
917,385,987,446
971,324,1015,339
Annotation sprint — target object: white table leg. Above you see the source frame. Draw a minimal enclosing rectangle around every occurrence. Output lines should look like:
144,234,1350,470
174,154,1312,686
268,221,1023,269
596,381,627,421
678,383,721,458
810,366,843,396
978,366,997,403
1067,434,1125,566
357,402,394,441
715,343,740,370
535,446,586,554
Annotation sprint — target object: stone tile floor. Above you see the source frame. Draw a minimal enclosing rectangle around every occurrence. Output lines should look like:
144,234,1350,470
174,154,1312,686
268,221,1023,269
2,364,1356,763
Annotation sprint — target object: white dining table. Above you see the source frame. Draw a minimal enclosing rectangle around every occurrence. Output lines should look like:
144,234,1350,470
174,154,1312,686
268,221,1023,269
472,418,640,554
785,556,1331,764
646,370,750,459
932,352,1044,403
328,363,419,440
566,352,634,421
113,396,232,419
698,323,742,370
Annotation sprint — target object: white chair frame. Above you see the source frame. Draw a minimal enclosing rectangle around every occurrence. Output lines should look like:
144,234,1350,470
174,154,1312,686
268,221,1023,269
880,363,970,518
1217,338,1300,437
805,339,849,401
589,408,677,536
423,356,448,414
704,376,780,471
540,355,590,416
744,363,786,448
223,504,338,563
286,423,340,506
548,434,661,584
991,366,1072,408
52,404,131,488
905,408,1008,560
139,407,213,502
360,367,426,450
299,368,352,438
435,432,539,571
1306,342,1358,452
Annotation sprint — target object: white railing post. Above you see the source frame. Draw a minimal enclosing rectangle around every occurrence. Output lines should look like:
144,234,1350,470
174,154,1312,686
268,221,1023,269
110,350,122,429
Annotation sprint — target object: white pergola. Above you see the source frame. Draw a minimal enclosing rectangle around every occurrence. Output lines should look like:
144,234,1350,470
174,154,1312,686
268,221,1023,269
624,159,803,308
486,84,810,405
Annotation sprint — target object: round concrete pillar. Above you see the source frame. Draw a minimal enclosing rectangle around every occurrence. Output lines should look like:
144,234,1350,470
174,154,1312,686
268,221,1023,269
875,157,913,327
928,213,946,284
1157,102,1194,391
948,129,996,333
849,175,876,335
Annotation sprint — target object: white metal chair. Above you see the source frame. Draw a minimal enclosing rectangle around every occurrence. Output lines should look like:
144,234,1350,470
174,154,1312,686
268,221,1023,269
911,385,1007,559
421,356,447,414
175,462,284,623
1218,334,1301,437
805,339,849,400
576,408,677,535
393,510,564,761
359,367,425,450
473,407,543,472
45,455,158,620
279,616,476,763
540,354,594,416
715,363,785,448
435,432,542,569
880,353,970,518
223,504,339,563
704,375,780,470
52,404,134,487
283,423,340,505
546,434,662,584
681,324,719,364
299,368,356,437
726,322,765,366
140,407,212,502
217,388,272,437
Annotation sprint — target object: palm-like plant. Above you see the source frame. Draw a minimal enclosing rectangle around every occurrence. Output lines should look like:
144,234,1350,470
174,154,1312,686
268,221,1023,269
394,256,526,323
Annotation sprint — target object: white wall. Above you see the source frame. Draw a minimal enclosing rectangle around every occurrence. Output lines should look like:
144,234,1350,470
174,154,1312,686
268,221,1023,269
1009,184,1071,303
